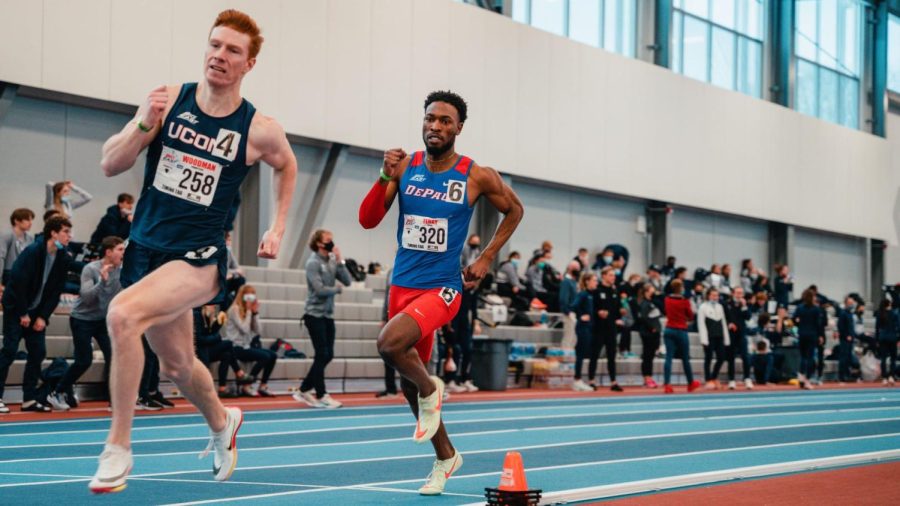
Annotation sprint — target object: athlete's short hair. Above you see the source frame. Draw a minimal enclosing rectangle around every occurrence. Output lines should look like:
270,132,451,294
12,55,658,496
100,236,124,256
117,193,134,204
10,208,34,227
42,215,71,239
211,9,264,59
424,90,468,124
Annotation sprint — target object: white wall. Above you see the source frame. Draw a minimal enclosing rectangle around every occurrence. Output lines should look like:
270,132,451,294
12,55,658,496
508,181,647,275
884,112,900,284
669,207,769,279
793,228,867,300
0,0,895,244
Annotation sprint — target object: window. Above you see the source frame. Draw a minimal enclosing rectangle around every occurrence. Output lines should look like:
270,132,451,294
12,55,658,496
510,0,637,58
794,0,864,129
671,0,765,98
889,14,900,93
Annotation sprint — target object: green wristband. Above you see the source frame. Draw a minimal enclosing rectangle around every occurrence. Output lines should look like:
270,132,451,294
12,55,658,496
136,117,152,133
379,168,392,182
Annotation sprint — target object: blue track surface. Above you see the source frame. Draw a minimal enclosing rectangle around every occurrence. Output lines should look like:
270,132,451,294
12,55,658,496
1,389,899,504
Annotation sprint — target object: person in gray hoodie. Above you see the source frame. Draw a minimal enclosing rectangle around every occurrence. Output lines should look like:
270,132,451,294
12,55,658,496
47,236,125,410
293,229,352,409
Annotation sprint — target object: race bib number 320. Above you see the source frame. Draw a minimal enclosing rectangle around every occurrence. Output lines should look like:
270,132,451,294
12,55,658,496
402,214,448,253
153,146,222,206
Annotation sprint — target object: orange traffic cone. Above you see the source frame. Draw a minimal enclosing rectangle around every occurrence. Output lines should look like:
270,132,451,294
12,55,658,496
498,451,528,491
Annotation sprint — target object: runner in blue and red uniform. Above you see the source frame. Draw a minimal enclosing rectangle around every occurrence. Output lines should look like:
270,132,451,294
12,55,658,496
89,10,297,494
359,91,524,495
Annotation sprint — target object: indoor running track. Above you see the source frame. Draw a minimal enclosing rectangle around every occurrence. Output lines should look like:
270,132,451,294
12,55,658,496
1,389,900,505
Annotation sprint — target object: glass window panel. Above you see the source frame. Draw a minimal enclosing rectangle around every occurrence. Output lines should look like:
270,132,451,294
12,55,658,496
569,0,601,46
839,76,858,129
737,38,762,97
683,15,710,82
512,0,529,23
839,0,859,76
603,0,619,53
818,0,838,70
711,27,736,90
890,15,900,92
818,66,839,124
531,0,566,36
711,0,736,29
672,10,683,73
796,59,818,117
682,0,709,19
620,0,636,58
795,0,818,60
739,0,764,40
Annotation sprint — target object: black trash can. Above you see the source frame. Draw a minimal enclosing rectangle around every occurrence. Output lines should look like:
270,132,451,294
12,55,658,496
471,338,512,391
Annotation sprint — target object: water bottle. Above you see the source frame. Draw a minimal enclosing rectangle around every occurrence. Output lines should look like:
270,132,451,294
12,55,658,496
540,310,548,327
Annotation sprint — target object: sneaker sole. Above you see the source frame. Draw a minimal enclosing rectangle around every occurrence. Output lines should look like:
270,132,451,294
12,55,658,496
216,408,244,482
89,465,132,495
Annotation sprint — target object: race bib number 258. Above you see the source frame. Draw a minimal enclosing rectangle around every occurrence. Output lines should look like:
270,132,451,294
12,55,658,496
153,146,222,207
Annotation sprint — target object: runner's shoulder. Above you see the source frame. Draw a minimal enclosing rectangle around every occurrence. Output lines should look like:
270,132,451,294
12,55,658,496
248,112,286,151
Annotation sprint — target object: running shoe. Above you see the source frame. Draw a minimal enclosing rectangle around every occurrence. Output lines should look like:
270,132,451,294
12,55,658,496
257,387,276,397
47,391,71,411
572,379,593,392
199,406,243,481
21,401,51,412
446,381,466,394
0,400,8,414
292,389,322,407
664,384,675,394
150,391,174,408
462,380,479,392
644,378,659,389
610,383,624,392
727,380,737,390
418,450,463,495
137,397,163,411
687,380,701,392
413,376,444,443
89,444,132,494
744,378,754,390
318,394,342,409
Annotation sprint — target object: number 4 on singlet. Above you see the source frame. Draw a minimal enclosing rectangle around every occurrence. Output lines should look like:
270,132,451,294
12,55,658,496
212,129,241,162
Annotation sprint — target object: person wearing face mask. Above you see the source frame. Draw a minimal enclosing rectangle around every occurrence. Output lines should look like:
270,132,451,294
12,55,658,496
698,287,730,390
558,261,582,350
875,299,900,385
0,209,36,296
224,285,276,397
0,216,73,413
589,266,624,392
446,236,482,393
45,180,93,218
835,295,859,383
573,248,589,272
495,251,529,311
294,229,352,408
90,194,135,246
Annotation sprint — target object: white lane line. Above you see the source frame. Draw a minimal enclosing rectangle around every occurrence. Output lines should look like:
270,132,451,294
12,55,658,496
159,433,900,505
1,405,898,465
2,396,895,448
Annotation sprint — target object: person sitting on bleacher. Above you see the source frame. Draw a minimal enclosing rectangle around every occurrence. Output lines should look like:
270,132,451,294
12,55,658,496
194,305,253,397
293,229,351,409
0,215,73,413
223,285,276,397
495,251,529,311
47,236,125,411
89,193,133,246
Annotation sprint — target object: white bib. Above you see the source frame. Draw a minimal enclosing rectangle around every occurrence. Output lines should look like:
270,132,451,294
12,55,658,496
402,214,448,253
153,146,222,207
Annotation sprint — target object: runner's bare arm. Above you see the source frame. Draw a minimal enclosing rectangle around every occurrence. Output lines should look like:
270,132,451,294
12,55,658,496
252,115,297,259
359,149,409,229
101,85,177,177
463,165,523,282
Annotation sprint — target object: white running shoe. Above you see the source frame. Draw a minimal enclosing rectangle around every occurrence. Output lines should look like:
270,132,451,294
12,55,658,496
47,391,70,411
292,390,322,408
744,378,754,390
318,394,343,409
413,376,444,443
89,444,133,494
463,380,479,392
0,400,8,414
884,379,890,386
418,450,463,495
727,381,736,390
199,407,243,481
446,381,466,394
890,377,896,386
572,379,592,392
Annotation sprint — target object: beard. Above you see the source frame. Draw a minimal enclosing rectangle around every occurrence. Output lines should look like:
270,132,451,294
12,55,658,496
424,135,455,158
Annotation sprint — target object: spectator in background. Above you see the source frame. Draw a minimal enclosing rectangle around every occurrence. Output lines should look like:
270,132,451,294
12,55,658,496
573,248,589,272
47,236,125,411
0,215,73,413
90,193,134,245
558,261,581,350
446,235,481,394
663,279,699,394
533,240,553,258
618,274,642,357
495,251,529,311
698,288,730,389
590,266,623,392
0,208,35,292
835,295,859,383
138,338,166,410
753,272,773,298
875,299,900,385
526,251,558,311
740,259,759,294
774,264,794,308
223,231,246,310
376,270,398,398
571,272,598,392
704,264,723,291
224,285,277,397
724,286,753,389
603,244,630,277
720,264,734,297
294,230,352,408
194,305,250,397
664,267,688,296
636,282,663,388
661,255,677,280
45,180,92,218
793,288,825,390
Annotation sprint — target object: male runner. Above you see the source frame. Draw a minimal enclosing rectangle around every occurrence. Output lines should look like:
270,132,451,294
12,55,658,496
359,91,524,495
89,10,296,493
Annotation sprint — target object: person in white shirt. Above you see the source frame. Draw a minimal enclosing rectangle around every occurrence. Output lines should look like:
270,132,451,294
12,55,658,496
698,287,730,389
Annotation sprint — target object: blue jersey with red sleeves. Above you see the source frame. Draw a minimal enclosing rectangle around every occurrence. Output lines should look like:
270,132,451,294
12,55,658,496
391,152,476,292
